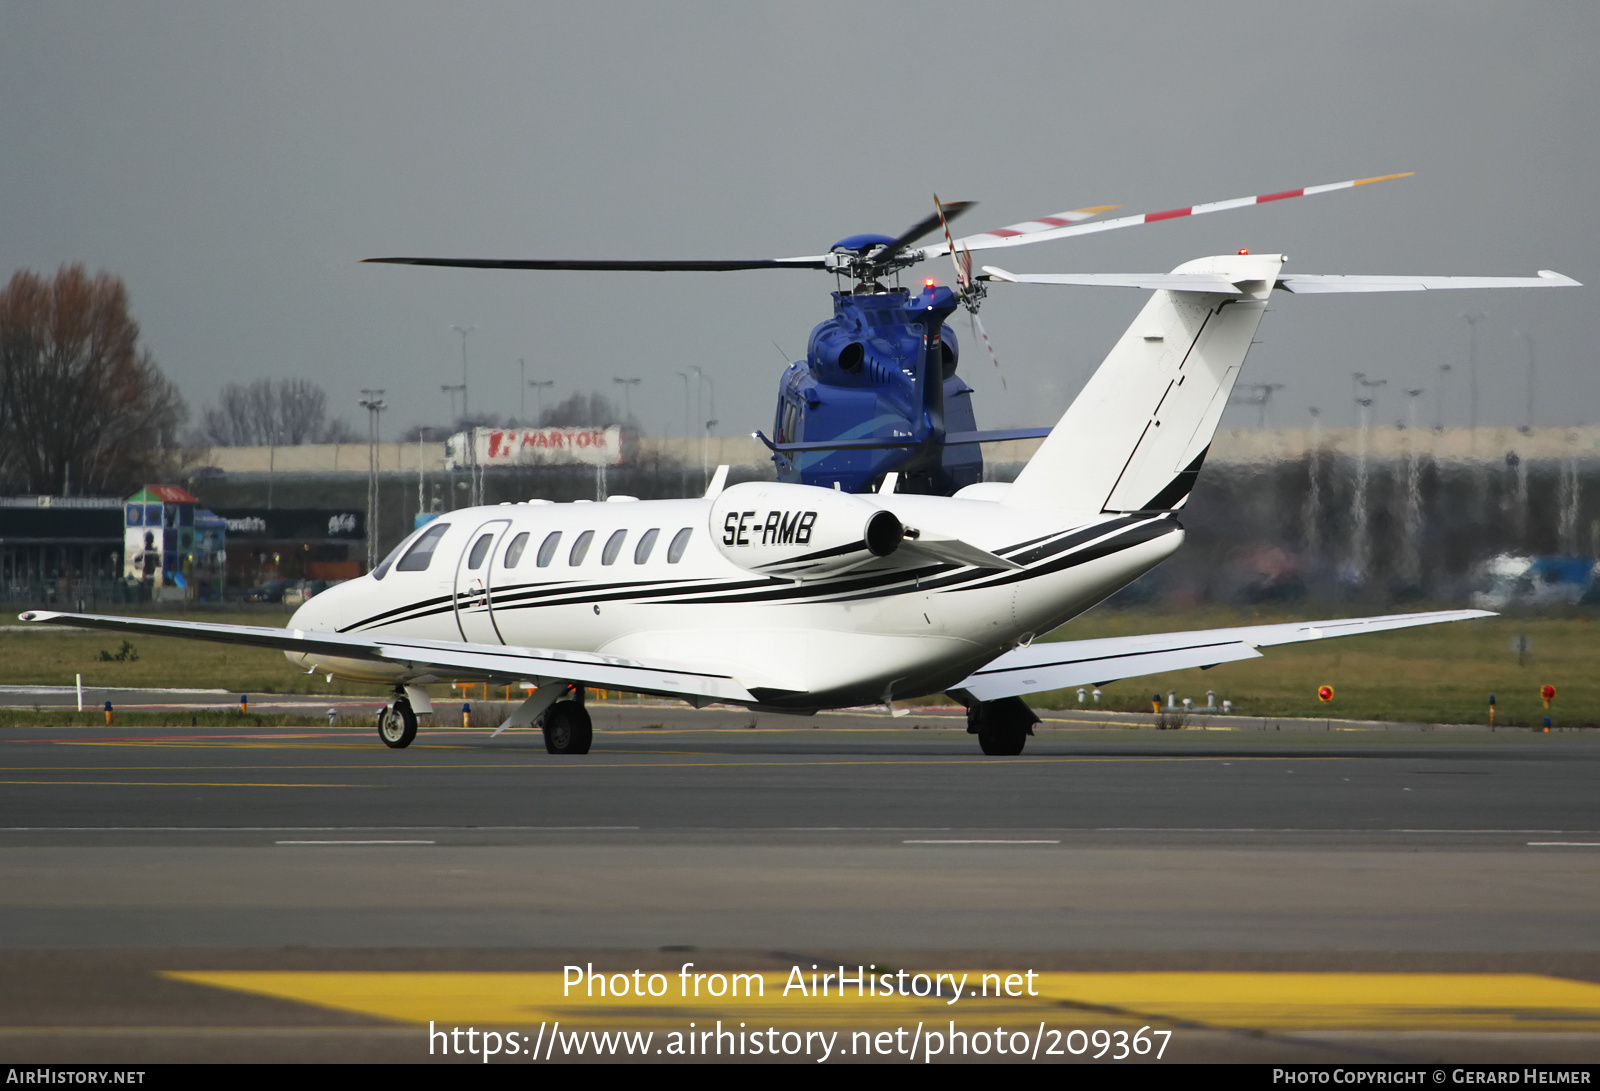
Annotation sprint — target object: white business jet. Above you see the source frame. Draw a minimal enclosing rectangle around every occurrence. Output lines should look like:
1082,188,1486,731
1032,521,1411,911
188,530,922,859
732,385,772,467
20,256,1579,756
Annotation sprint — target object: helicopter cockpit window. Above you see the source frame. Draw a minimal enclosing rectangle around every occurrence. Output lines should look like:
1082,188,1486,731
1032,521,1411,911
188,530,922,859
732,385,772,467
395,522,451,573
601,529,627,565
634,528,660,564
466,533,494,570
667,527,692,563
536,531,562,567
569,530,594,566
504,532,530,569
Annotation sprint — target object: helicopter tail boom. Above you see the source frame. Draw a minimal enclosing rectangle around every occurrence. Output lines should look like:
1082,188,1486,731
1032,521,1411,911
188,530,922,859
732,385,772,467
1004,253,1284,516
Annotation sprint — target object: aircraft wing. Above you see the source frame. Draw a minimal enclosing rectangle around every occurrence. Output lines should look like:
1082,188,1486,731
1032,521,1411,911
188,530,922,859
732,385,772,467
17,611,755,705
951,610,1492,702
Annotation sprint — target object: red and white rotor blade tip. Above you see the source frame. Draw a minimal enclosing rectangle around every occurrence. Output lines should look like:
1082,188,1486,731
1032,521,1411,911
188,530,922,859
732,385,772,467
932,172,1415,257
968,310,1005,390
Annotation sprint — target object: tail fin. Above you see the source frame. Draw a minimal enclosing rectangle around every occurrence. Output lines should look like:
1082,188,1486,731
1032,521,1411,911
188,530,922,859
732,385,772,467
1004,253,1283,514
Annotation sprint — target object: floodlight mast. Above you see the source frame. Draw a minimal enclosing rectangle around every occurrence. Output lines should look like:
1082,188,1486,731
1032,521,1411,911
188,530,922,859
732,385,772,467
358,389,387,568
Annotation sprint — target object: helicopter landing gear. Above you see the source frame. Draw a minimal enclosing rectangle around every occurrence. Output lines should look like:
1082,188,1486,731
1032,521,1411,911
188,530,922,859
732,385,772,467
541,700,593,755
967,696,1038,756
378,692,418,749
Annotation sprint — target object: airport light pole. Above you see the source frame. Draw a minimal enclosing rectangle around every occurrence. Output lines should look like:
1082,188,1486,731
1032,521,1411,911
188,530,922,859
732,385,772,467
1402,388,1425,587
1252,383,1285,429
527,379,553,426
613,376,641,425
1352,396,1374,585
451,326,476,420
1303,406,1322,559
1514,329,1537,431
1461,311,1485,431
451,326,478,504
676,372,691,495
359,389,387,569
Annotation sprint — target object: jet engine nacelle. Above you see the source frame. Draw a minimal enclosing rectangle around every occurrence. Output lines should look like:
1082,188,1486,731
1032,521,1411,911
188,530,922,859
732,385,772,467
709,481,903,580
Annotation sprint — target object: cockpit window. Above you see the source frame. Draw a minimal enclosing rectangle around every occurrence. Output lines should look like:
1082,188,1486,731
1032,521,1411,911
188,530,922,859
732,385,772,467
667,527,692,563
395,522,451,572
536,531,562,567
371,534,413,580
504,532,529,569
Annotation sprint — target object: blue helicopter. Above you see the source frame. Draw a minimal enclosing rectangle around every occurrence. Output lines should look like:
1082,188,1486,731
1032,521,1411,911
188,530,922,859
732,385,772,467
364,174,1409,495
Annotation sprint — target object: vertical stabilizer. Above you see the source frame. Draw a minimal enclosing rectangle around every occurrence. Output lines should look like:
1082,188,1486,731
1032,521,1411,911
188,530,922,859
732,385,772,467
1004,253,1283,514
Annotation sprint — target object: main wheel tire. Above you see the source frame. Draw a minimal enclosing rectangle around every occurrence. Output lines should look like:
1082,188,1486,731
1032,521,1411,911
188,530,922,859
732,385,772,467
378,699,417,749
542,701,593,755
977,722,1027,756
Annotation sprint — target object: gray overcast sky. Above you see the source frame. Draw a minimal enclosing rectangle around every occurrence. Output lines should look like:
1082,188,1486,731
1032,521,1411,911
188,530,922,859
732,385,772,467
1,2,1595,440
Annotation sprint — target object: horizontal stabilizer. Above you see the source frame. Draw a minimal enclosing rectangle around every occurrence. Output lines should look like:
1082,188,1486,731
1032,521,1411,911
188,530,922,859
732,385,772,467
1275,270,1580,293
953,609,1492,702
897,537,1024,570
942,427,1053,445
985,267,1582,295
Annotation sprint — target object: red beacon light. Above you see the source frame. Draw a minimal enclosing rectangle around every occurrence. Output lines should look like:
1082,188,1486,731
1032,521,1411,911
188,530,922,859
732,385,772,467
924,278,937,287
1238,249,1250,256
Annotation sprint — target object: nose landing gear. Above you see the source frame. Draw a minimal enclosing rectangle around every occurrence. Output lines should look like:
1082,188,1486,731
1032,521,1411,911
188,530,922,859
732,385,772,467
378,693,418,749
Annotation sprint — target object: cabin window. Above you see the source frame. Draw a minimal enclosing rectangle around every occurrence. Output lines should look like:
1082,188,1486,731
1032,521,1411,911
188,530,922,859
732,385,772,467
466,533,493,570
569,530,594,566
667,527,692,563
601,529,627,565
125,505,143,527
634,528,660,563
395,522,451,572
536,531,562,567
504,532,529,568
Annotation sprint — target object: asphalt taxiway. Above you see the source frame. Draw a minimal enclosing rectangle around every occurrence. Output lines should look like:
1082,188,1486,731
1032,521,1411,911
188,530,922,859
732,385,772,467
2,707,1598,1063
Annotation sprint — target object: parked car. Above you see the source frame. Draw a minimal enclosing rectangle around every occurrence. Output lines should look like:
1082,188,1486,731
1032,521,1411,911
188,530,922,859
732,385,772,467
244,578,289,603
282,579,329,607
1470,554,1596,610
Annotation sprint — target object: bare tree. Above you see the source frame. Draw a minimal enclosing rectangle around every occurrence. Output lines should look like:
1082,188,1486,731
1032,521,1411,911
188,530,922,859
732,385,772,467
197,378,354,446
539,392,621,428
0,265,187,495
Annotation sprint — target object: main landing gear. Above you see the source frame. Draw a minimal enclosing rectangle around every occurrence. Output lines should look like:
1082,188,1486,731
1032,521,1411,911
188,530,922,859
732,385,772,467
967,696,1039,756
378,692,418,749
541,699,593,755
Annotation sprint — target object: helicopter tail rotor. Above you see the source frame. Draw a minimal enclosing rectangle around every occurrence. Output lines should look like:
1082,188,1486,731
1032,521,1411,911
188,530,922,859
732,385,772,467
937,194,1006,390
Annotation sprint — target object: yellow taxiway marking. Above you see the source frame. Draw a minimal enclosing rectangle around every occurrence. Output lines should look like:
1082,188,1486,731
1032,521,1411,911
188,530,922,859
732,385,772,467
162,971,1600,1033
0,780,367,788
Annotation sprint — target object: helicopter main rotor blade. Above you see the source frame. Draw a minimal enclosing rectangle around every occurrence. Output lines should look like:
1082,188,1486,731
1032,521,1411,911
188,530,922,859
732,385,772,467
926,172,1415,258
361,256,830,271
867,201,975,266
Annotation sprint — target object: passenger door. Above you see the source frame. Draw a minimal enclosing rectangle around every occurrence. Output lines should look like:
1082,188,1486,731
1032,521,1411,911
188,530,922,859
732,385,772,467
453,519,510,644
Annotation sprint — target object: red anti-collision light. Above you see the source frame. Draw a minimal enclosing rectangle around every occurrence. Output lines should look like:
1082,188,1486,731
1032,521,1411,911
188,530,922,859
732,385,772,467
925,279,937,287
1238,249,1250,256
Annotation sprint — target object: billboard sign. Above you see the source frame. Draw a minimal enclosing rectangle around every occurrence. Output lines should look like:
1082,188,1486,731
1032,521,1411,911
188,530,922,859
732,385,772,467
446,426,623,469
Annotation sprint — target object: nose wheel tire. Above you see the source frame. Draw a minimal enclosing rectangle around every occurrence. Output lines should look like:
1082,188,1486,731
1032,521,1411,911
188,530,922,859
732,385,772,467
542,701,593,755
378,699,418,749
